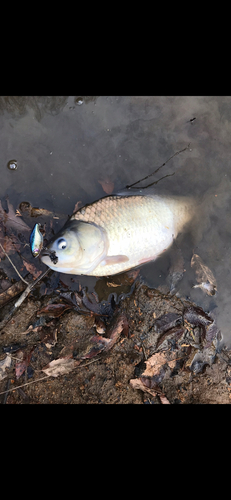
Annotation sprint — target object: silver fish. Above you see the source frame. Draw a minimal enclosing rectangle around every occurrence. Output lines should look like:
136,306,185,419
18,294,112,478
30,223,43,258
40,193,194,276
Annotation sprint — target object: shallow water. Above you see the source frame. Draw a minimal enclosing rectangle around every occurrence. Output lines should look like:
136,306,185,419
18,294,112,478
1,96,231,343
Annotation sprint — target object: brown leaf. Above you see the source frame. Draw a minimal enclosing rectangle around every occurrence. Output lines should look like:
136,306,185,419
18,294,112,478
37,303,73,318
154,312,182,334
106,313,129,343
159,394,171,404
106,281,121,288
80,313,129,360
130,377,171,403
22,260,42,279
18,201,56,218
130,351,175,403
73,200,83,214
0,199,30,232
130,378,157,398
156,325,185,349
183,305,213,329
15,349,33,379
42,357,80,377
98,178,114,194
142,352,175,378
0,229,21,257
191,253,217,295
40,326,58,348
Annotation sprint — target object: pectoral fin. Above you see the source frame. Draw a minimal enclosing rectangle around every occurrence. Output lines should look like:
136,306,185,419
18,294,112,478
101,255,129,266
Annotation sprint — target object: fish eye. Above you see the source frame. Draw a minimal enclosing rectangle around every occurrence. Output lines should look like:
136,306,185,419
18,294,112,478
57,238,67,250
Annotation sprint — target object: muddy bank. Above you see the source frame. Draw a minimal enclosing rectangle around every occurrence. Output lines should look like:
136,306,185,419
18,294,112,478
0,276,230,404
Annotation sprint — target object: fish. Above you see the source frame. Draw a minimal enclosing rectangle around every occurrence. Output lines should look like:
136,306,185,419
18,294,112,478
40,193,194,276
30,223,43,257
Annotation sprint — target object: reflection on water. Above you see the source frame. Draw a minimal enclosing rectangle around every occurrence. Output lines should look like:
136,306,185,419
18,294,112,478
1,96,231,344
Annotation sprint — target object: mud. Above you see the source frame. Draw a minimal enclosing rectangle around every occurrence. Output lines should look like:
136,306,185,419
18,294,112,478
1,277,231,404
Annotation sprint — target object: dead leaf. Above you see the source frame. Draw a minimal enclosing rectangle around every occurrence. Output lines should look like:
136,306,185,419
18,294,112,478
156,326,185,349
18,201,56,218
107,281,121,288
159,394,171,404
154,312,182,334
130,377,170,403
37,303,73,318
130,378,158,398
142,352,175,377
15,349,33,379
183,305,213,329
22,260,42,279
98,178,114,194
191,253,217,295
42,357,80,377
0,198,30,232
0,355,12,381
73,200,83,214
106,313,129,343
130,351,176,402
40,326,58,348
80,313,129,360
0,228,21,257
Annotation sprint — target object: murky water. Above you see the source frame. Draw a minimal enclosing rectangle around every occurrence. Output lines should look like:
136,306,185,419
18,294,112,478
1,96,231,343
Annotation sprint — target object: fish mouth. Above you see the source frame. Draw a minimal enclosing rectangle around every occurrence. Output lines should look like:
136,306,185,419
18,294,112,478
40,249,58,265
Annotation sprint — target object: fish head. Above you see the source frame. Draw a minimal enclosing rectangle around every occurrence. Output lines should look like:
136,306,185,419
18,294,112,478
40,220,108,275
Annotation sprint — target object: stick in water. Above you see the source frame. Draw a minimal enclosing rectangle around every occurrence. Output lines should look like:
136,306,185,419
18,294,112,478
126,143,191,189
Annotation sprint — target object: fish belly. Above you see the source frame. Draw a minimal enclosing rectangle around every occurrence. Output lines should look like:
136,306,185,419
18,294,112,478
71,195,192,276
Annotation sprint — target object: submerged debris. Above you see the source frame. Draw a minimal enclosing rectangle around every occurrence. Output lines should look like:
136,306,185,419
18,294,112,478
98,178,114,195
191,253,217,296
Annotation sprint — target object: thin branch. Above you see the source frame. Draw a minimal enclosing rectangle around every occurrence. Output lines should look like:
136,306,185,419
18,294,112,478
0,268,51,332
0,242,29,284
0,375,50,397
14,268,51,308
126,143,191,189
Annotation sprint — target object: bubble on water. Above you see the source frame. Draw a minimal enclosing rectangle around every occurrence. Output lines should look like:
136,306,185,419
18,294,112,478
75,97,84,106
7,159,18,171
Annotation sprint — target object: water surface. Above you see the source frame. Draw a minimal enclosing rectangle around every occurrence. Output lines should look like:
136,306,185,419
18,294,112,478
1,96,231,343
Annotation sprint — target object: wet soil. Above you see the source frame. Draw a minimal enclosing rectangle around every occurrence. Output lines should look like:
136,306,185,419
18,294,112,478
1,276,231,404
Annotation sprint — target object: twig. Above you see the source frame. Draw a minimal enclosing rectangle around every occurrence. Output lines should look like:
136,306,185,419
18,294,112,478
0,375,50,397
0,242,29,285
0,268,51,332
126,143,191,189
14,268,51,308
0,280,27,307
0,357,101,398
77,357,101,368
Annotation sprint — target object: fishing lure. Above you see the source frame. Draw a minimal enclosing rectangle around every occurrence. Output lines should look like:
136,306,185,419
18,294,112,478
30,223,43,258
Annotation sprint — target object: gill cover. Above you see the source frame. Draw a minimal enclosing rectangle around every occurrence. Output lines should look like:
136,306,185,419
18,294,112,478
41,220,108,274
